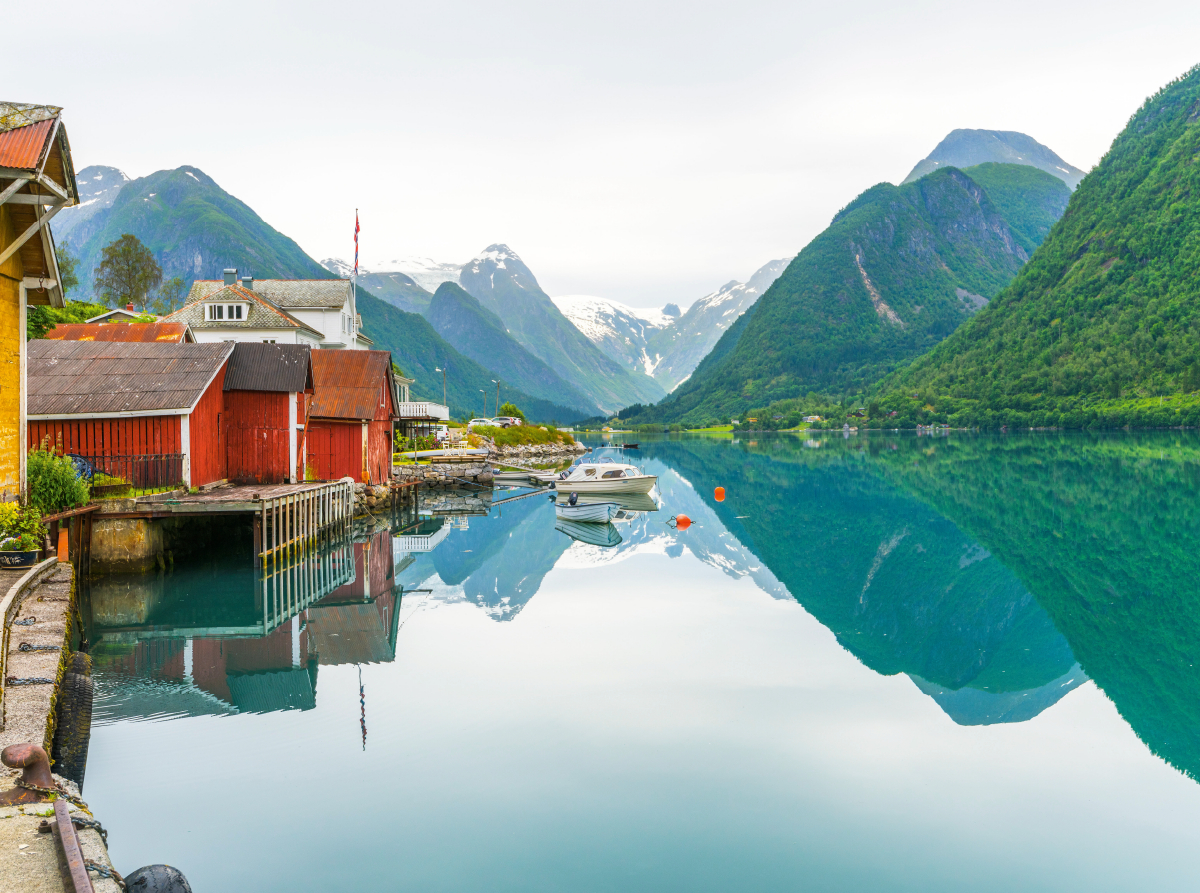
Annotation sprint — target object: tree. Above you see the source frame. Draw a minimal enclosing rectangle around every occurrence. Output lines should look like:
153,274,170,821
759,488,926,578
93,234,162,310
55,239,80,294
499,402,526,422
150,276,187,315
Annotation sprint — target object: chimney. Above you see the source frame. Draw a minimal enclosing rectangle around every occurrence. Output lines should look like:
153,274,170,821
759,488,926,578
241,274,254,290
223,268,238,286
126,303,134,311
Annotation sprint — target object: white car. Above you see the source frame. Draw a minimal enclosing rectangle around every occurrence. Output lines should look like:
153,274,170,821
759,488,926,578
491,416,523,428
467,418,493,430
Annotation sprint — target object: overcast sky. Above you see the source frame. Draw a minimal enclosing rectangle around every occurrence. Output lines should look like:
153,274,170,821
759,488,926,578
19,0,1200,309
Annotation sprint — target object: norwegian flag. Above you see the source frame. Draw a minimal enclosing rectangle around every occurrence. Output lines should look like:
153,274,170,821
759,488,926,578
353,210,360,276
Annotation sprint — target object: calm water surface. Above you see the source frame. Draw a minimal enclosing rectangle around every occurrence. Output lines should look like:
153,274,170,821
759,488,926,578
82,432,1200,892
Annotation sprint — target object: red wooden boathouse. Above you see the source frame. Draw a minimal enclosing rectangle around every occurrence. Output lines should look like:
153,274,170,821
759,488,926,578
26,340,234,487
307,350,398,484
222,343,314,485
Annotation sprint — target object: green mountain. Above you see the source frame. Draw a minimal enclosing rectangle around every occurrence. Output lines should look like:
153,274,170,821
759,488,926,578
53,165,332,300
425,282,600,415
878,66,1200,428
631,163,1069,424
356,289,585,423
458,245,667,414
903,129,1086,189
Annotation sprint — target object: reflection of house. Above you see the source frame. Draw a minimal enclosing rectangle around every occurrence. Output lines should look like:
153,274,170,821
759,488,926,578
44,322,195,343
392,517,450,553
92,528,402,718
0,102,78,497
307,350,398,484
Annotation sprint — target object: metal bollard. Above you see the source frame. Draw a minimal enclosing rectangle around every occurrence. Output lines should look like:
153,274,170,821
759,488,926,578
0,742,56,806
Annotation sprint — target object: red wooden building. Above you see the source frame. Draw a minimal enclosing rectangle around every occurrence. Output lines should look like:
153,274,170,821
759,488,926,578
222,343,314,485
307,350,398,484
27,340,235,488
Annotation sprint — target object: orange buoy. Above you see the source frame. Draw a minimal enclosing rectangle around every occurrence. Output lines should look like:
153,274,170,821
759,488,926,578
675,514,691,530
714,487,725,502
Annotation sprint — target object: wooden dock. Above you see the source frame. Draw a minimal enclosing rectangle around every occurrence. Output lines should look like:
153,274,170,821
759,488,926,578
96,480,357,569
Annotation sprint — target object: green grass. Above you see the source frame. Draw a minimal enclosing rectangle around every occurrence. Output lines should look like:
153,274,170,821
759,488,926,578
476,425,576,447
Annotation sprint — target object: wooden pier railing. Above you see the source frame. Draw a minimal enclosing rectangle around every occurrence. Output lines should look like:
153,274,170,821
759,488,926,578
256,480,355,568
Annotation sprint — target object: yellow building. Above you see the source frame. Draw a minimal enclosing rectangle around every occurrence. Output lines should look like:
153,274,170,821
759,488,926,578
0,104,77,499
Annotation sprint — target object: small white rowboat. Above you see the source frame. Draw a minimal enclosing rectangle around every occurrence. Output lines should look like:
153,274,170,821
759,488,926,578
555,501,619,523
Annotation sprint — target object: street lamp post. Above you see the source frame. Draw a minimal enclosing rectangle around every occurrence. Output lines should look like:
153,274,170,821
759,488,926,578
480,389,486,418
435,366,446,407
491,380,499,417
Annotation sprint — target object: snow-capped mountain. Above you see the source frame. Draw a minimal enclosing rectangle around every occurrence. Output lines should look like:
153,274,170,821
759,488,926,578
550,257,793,394
646,256,792,391
51,164,130,242
369,256,463,293
550,295,675,376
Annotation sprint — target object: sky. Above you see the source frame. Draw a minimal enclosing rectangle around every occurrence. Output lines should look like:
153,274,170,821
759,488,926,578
18,0,1200,309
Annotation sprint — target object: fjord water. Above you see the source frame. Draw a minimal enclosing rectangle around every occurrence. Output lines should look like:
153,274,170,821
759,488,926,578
82,433,1200,892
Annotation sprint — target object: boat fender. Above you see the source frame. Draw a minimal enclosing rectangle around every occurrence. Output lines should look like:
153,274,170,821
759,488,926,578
670,514,691,530
124,864,194,892
714,487,725,502
569,492,578,506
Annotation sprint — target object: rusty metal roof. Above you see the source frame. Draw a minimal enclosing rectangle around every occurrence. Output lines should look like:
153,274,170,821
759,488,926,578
165,284,324,337
224,343,314,393
189,278,350,309
310,350,396,420
27,340,233,417
42,322,194,343
0,118,55,170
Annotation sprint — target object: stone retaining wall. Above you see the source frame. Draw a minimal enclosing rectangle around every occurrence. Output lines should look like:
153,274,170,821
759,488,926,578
393,462,493,488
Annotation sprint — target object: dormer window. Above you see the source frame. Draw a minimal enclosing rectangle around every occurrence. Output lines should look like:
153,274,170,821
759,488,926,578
206,303,246,321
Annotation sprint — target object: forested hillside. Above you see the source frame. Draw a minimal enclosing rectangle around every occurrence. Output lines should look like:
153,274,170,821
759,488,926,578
875,65,1200,429
356,290,585,423
425,282,600,415
627,163,1068,425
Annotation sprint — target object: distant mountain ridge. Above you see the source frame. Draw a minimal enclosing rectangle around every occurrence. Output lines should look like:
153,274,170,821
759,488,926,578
903,129,1086,189
52,165,333,300
457,244,666,413
425,282,601,415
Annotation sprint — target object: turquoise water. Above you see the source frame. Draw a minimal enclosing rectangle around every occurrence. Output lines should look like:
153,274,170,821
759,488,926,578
83,432,1200,891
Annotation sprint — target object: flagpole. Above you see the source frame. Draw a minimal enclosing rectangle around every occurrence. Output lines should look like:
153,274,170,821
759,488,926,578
351,209,359,348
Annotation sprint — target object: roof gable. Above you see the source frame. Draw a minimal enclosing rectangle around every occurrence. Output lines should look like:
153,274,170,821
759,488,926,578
27,340,234,417
166,284,323,337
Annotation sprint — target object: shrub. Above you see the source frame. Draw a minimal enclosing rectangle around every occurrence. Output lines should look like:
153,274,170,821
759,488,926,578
27,447,89,514
475,425,574,447
0,502,44,552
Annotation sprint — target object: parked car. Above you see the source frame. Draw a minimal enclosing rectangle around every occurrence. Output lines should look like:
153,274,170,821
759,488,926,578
433,425,450,442
467,418,493,430
491,416,523,428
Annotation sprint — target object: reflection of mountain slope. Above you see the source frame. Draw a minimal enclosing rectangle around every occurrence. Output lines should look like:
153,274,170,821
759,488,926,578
635,437,1080,722
402,495,570,621
870,433,1200,779
911,664,1087,726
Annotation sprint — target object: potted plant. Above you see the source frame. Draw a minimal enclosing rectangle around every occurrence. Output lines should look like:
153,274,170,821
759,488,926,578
0,532,42,567
0,503,44,567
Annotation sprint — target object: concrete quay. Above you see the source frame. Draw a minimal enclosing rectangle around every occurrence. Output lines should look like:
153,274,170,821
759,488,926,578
0,560,121,892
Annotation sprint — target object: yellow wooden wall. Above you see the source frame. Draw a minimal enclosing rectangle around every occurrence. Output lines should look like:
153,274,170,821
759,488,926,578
0,204,25,499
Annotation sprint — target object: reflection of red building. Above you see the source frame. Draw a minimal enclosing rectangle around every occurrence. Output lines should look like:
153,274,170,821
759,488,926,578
96,529,400,715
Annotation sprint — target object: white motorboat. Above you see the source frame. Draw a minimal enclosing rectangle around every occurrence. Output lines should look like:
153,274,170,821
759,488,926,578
555,500,618,523
550,460,657,495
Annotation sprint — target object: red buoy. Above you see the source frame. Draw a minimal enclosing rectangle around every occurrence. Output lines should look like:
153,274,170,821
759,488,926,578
675,514,691,530
714,487,725,502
